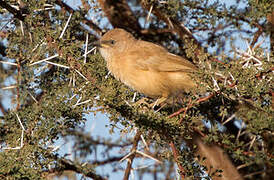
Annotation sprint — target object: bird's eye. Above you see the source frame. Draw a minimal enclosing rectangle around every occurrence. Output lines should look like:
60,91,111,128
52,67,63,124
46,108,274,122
110,40,116,45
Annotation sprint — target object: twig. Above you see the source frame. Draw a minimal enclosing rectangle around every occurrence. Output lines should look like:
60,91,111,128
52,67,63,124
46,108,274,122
54,158,107,180
69,82,89,100
34,4,54,12
169,93,214,118
169,142,185,179
91,156,124,166
228,72,240,96
73,97,82,108
237,162,254,170
123,130,142,180
0,102,6,115
236,49,262,67
243,170,266,178
250,25,263,49
179,98,193,123
133,163,156,170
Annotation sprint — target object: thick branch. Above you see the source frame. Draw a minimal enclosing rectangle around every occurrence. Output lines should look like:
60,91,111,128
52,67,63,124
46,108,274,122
0,0,25,21
0,101,7,115
97,0,141,32
267,12,274,53
140,2,199,45
67,130,133,148
91,156,123,166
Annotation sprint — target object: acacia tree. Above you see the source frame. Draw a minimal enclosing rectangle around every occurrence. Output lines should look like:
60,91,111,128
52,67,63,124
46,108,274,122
0,0,273,179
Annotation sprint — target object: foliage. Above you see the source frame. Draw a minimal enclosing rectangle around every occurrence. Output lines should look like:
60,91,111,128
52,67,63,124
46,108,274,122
0,0,273,179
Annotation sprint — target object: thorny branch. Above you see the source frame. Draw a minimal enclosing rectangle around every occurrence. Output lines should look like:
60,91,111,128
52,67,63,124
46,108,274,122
169,141,185,179
123,130,142,180
47,158,107,180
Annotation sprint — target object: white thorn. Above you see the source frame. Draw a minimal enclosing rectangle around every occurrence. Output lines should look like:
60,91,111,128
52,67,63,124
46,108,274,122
75,69,88,81
20,21,24,36
29,54,59,66
82,47,96,57
119,151,135,162
84,33,89,64
59,13,73,39
1,85,17,90
0,61,18,66
45,61,70,69
136,150,162,164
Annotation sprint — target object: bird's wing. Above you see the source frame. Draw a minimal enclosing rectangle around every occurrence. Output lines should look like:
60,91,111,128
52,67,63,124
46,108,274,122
129,40,197,72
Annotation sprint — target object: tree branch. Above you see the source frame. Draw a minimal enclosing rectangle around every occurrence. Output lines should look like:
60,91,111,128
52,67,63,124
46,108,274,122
169,141,185,179
0,0,25,21
91,156,124,166
267,12,274,53
97,0,141,32
58,159,107,180
123,130,142,180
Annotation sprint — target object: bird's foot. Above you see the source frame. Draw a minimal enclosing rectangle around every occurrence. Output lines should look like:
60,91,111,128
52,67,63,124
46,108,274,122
148,97,166,108
131,97,167,112
133,97,151,107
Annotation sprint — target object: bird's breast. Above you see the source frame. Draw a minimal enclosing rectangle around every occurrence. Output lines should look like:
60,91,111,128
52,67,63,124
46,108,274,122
106,59,167,98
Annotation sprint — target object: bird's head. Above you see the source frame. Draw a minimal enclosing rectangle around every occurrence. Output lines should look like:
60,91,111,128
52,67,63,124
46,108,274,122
94,29,136,60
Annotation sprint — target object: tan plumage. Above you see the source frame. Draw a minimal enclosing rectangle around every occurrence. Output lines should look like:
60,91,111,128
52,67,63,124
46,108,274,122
98,28,197,99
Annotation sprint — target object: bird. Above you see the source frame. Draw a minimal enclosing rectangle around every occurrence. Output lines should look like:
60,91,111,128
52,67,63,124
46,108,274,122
97,28,197,106
96,29,244,179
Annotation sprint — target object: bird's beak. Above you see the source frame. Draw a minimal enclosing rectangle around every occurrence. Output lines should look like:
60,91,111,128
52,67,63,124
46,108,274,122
90,40,113,48
90,40,102,48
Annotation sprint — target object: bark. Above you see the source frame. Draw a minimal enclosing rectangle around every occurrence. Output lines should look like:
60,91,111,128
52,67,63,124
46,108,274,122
97,0,141,32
